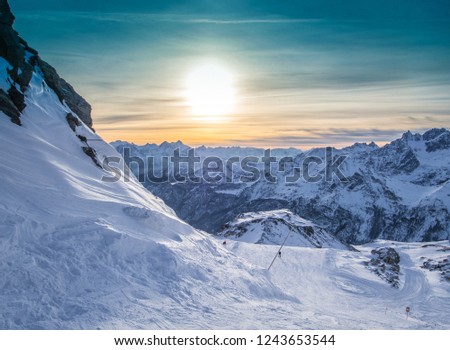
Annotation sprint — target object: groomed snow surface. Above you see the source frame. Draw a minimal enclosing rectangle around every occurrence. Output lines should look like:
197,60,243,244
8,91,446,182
0,61,449,329
227,240,450,329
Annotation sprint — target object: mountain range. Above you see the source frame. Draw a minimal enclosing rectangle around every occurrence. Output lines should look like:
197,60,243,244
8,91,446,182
114,128,450,244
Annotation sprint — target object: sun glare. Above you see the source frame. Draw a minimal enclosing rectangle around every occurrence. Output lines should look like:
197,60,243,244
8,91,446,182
186,63,235,117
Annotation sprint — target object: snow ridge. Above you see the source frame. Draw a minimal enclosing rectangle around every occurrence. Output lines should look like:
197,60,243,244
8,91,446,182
219,209,353,251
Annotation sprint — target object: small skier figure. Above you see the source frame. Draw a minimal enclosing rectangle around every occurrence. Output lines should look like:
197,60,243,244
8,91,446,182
223,240,226,245
278,251,282,258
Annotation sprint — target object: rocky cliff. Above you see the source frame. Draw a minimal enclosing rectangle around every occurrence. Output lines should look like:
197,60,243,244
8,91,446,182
0,0,92,127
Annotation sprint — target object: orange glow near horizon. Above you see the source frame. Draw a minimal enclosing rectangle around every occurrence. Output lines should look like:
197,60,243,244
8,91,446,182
94,111,396,150
15,10,450,151
88,60,450,150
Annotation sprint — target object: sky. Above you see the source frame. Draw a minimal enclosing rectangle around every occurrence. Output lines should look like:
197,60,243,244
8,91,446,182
9,0,450,148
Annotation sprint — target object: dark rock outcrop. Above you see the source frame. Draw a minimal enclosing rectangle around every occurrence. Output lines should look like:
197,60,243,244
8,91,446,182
66,113,81,132
0,0,93,128
77,135,87,143
421,245,450,282
366,247,401,288
423,128,448,141
0,0,14,26
82,146,101,168
422,256,450,282
0,89,20,124
38,59,93,128
0,0,29,123
425,130,450,152
370,138,420,175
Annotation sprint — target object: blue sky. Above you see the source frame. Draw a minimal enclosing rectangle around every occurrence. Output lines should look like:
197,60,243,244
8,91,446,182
10,0,450,147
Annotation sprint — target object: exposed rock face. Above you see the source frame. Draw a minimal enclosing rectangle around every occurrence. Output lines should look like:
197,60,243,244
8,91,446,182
366,247,401,288
38,59,93,128
421,244,450,282
0,0,29,123
369,133,421,174
66,112,82,131
425,129,450,152
0,89,20,124
0,0,14,26
82,146,101,168
0,0,92,128
422,257,450,282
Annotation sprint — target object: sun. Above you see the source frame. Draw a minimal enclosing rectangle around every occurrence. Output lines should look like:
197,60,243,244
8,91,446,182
186,63,236,117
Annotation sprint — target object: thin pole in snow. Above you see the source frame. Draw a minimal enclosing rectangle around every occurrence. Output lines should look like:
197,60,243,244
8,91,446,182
268,232,291,271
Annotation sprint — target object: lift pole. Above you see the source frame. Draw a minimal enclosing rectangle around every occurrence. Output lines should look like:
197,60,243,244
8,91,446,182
268,232,291,271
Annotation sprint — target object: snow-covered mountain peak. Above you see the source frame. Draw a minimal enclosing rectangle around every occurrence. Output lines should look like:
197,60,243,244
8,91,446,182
387,128,450,153
219,209,353,250
232,209,314,227
424,128,450,152
342,141,379,152
423,128,448,141
400,130,422,142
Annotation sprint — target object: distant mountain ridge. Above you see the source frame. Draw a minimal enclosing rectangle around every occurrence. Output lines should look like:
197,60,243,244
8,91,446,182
114,128,450,244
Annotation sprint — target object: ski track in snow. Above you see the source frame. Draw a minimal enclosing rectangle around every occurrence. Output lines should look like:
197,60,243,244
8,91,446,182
228,241,450,329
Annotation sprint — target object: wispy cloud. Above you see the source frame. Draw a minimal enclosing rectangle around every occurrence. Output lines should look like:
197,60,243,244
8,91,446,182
94,114,152,124
14,7,450,147
16,11,321,25
228,128,410,147
280,128,406,138
185,18,321,25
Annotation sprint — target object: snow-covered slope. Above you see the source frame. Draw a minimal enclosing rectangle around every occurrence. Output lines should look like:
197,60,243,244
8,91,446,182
219,209,352,250
226,239,450,329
